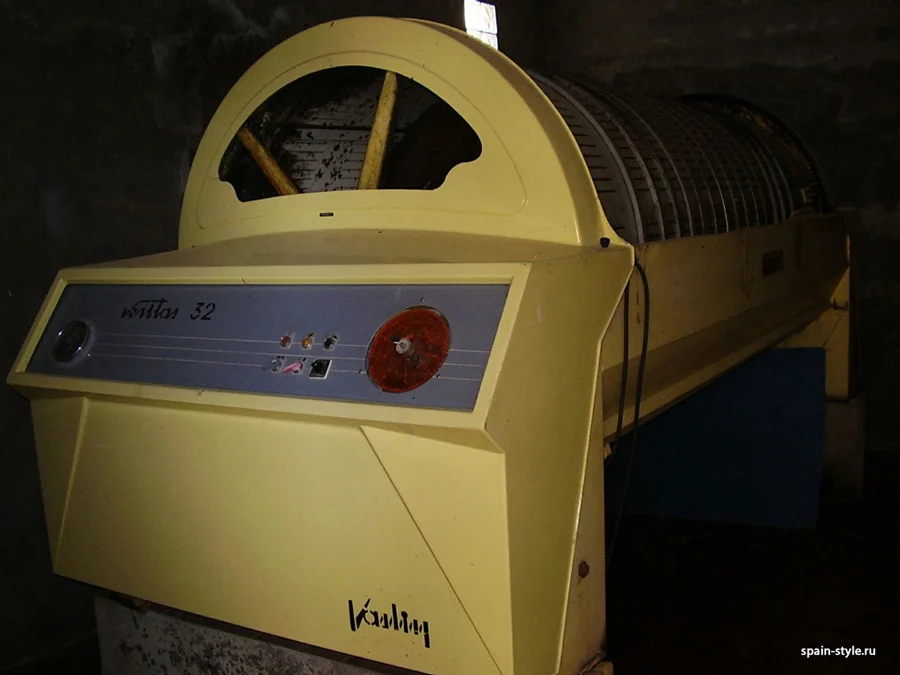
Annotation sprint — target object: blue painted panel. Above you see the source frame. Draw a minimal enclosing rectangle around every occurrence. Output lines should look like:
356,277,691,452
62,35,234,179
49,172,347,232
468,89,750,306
605,348,826,528
28,283,510,411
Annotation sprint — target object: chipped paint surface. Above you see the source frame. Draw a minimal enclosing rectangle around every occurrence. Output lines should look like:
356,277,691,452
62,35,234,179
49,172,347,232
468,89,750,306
95,596,409,675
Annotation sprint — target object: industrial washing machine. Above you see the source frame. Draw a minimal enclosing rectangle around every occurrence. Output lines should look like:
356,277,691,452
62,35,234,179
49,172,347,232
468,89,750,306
8,16,850,675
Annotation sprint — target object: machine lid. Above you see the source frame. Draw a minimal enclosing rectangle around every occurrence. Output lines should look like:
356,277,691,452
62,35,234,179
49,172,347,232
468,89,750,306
178,17,619,251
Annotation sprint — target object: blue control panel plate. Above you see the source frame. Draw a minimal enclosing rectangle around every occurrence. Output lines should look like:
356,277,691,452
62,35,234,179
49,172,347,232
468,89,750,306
28,284,510,411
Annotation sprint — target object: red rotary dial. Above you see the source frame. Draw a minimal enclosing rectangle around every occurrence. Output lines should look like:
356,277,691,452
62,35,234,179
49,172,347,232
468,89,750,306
367,307,451,393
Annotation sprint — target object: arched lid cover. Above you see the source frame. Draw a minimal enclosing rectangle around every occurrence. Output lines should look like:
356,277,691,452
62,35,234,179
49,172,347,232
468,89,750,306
178,17,616,249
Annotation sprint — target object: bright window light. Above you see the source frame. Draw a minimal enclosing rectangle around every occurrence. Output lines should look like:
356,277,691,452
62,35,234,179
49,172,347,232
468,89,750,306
465,0,498,49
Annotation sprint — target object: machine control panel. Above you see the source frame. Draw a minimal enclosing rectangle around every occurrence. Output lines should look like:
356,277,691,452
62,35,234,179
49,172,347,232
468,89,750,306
28,283,509,410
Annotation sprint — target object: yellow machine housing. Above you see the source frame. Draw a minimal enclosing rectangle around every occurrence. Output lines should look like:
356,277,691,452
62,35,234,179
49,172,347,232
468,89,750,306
8,17,848,675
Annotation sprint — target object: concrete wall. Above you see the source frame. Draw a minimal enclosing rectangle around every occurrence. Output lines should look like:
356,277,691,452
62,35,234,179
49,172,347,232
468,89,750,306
0,3,470,671
539,0,900,452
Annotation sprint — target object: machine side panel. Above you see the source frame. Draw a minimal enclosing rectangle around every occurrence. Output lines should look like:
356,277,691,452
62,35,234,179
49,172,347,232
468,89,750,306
363,427,514,675
558,436,607,674
27,284,508,411
56,401,501,675
485,251,633,675
599,216,847,435
29,396,88,561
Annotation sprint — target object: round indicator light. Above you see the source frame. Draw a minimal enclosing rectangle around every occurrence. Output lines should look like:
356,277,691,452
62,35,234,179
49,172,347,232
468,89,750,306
52,320,93,364
367,307,451,393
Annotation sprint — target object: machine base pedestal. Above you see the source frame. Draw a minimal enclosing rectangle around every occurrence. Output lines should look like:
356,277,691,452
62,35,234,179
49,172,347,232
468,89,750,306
96,594,614,674
95,595,411,675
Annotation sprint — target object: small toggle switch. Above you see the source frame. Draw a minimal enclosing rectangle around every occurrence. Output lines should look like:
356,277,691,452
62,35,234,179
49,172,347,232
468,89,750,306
309,359,331,379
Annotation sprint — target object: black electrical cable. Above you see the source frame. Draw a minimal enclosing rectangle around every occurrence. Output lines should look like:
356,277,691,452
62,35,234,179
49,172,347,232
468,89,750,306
606,260,650,569
605,282,630,470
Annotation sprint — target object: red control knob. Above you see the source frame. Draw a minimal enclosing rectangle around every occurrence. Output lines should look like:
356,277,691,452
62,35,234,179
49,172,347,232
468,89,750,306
367,307,451,393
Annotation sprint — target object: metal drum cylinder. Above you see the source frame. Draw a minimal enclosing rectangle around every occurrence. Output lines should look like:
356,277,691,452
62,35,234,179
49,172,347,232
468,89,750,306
531,75,828,243
218,65,828,246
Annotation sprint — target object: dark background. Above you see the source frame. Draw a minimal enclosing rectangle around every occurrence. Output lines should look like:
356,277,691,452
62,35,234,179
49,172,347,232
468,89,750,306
1,1,898,673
